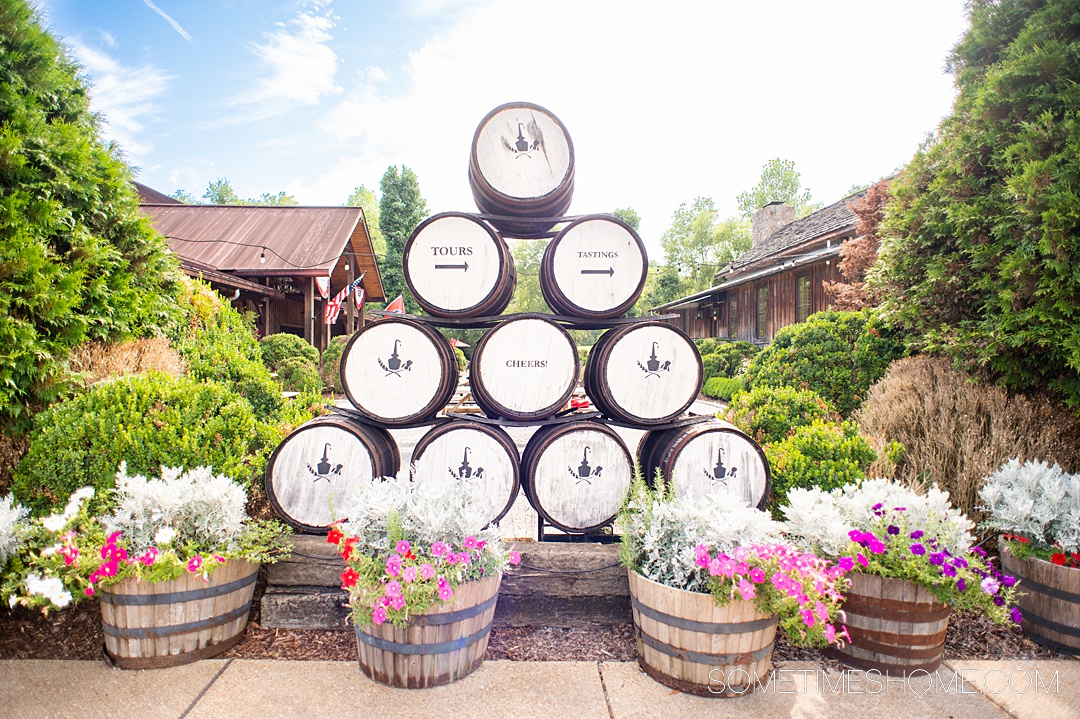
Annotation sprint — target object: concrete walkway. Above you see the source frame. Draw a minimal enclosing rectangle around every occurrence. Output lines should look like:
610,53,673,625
2,658,1075,719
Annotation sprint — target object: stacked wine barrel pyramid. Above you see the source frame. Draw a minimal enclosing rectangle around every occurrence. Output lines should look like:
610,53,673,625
265,102,770,536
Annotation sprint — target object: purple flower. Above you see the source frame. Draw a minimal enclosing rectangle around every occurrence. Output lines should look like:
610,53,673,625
1010,607,1023,624
971,546,987,558
837,557,855,572
910,530,924,540
942,564,957,577
872,503,883,510
1002,575,1016,588
910,543,926,556
887,525,900,536
856,553,868,568
957,578,967,592
993,595,1005,607
893,507,907,512
953,557,968,569
848,530,865,543
866,536,886,555
929,552,945,566
980,576,1000,595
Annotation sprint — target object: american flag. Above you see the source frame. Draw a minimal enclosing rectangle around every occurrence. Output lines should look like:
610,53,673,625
324,278,363,324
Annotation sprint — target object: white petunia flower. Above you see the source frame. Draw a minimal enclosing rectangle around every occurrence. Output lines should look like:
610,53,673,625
154,527,176,545
41,515,66,533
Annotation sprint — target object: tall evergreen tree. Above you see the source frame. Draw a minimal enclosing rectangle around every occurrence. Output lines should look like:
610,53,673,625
0,0,179,428
377,165,428,314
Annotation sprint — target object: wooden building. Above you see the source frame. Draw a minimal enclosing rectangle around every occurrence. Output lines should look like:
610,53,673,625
134,183,385,349
652,190,866,344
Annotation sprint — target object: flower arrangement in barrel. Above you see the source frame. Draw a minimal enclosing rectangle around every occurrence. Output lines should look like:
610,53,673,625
782,479,1021,624
326,474,520,627
979,458,1080,568
1,463,292,611
617,473,850,647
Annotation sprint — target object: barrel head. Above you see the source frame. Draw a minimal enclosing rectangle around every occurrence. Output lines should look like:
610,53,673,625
544,215,648,318
472,102,573,201
666,423,770,510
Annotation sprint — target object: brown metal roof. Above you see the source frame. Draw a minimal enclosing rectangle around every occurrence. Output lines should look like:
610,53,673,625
179,258,286,300
140,203,385,302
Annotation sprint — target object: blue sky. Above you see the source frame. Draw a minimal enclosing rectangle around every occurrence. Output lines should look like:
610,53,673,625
37,0,969,260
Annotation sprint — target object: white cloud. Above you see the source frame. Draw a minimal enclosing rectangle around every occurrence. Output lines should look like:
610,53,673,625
67,40,171,160
210,3,341,127
97,29,117,48
142,0,193,44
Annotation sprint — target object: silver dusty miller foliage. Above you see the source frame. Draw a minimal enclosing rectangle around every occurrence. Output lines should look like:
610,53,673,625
0,494,30,565
979,458,1080,552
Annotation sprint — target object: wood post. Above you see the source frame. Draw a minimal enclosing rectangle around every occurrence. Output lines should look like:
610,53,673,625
346,264,356,335
304,277,314,345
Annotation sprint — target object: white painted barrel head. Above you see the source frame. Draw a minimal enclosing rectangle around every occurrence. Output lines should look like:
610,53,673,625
410,422,519,526
472,103,573,200
341,319,448,423
600,323,701,421
531,427,633,532
548,216,647,315
474,317,577,417
266,421,378,532
405,213,509,316
669,426,770,509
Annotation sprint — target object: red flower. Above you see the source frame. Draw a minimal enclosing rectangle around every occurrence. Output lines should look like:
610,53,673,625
340,567,359,588
1051,553,1068,566
326,528,344,546
340,537,359,561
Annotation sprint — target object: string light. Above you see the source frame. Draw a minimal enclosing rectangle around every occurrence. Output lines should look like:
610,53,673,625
259,247,266,264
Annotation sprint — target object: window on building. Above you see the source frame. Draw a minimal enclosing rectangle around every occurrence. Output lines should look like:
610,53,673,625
756,285,768,340
796,274,812,323
728,297,738,339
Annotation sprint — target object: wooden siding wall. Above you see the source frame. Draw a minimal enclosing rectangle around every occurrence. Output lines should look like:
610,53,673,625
660,259,845,344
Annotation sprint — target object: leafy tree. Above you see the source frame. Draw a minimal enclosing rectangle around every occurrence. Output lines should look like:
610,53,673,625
635,263,688,314
378,165,428,314
170,189,198,203
872,0,1080,410
661,198,751,292
0,0,180,429
505,239,550,315
346,185,386,256
611,207,641,231
201,178,296,206
736,158,816,218
256,191,298,206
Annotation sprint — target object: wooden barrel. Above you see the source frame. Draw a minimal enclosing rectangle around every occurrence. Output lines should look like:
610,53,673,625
410,420,520,527
100,559,260,669
521,420,633,533
341,316,459,426
637,421,770,509
628,570,777,697
265,415,400,533
585,321,702,425
540,215,648,318
355,573,500,688
469,102,575,237
469,314,579,421
825,572,951,674
403,212,516,318
1000,540,1080,655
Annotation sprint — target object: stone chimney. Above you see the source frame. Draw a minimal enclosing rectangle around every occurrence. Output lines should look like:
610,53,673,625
751,202,796,248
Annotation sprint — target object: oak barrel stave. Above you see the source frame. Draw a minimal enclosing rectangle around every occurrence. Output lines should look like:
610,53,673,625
522,420,633,533
629,570,777,697
1000,541,1080,655
403,212,517,318
540,215,648,319
341,316,459,426
355,574,501,688
410,420,520,527
100,559,260,669
265,415,401,533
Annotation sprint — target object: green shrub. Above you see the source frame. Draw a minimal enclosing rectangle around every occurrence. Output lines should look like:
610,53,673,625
275,357,322,394
453,346,467,372
170,280,282,416
260,333,319,370
703,376,744,402
765,420,877,511
11,372,284,514
725,386,834,445
320,335,351,392
695,338,720,356
578,346,591,366
700,353,723,382
0,0,181,428
743,310,904,417
713,341,760,377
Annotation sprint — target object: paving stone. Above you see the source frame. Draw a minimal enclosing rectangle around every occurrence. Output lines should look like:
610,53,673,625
945,659,1080,719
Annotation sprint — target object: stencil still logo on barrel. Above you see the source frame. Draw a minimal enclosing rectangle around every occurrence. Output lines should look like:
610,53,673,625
377,339,414,377
501,121,542,158
568,447,603,485
307,443,344,483
706,448,738,486
637,342,672,379
449,447,485,481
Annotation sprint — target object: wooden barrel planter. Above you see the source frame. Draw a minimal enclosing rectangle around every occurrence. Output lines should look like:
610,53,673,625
410,420,520,527
341,316,459,426
825,572,951,674
628,570,778,697
469,314,579,421
469,102,575,237
1000,540,1080,655
540,215,648,318
100,559,260,669
403,212,516,318
637,420,770,509
355,573,501,688
585,322,702,425
522,420,634,534
266,416,400,533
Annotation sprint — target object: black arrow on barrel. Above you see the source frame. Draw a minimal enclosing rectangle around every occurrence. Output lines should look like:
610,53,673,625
435,261,469,272
581,267,614,277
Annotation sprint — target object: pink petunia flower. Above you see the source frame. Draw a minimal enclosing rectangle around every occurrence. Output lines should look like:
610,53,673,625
84,586,95,597
457,552,471,566
815,601,829,622
395,540,411,556
402,566,418,583
430,541,449,558
384,580,402,597
438,585,453,601
385,555,402,577
737,579,756,601
463,536,478,550
372,606,387,625
61,545,79,566
389,594,406,611
856,553,868,568
801,609,816,627
824,624,837,643
419,563,436,580
749,567,765,584
187,555,202,573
